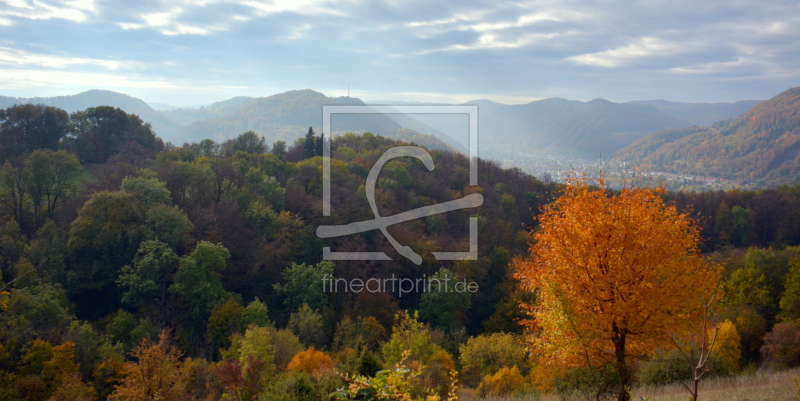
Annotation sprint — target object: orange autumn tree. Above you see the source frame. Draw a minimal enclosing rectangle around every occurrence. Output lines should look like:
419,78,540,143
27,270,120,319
108,329,188,401
515,177,721,401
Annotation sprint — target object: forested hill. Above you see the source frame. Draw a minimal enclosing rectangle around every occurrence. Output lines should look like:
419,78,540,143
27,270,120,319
0,90,180,139
614,87,800,187
161,96,256,126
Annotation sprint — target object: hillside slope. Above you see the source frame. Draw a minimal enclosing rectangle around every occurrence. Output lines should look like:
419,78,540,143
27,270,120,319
539,99,690,158
614,87,800,186
630,99,760,126
161,96,256,127
176,90,459,149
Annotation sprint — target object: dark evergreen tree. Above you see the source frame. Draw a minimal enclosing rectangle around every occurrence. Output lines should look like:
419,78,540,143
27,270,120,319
303,127,316,159
315,132,325,157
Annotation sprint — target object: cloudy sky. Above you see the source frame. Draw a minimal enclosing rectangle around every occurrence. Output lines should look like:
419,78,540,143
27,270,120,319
1,0,798,106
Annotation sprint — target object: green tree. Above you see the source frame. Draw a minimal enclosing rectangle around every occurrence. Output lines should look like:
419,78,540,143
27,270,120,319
121,176,172,208
117,240,179,309
169,241,233,335
0,104,69,161
271,140,286,158
724,267,774,314
315,132,325,158
67,191,147,316
273,261,333,311
779,257,800,322
0,157,29,227
287,304,326,349
419,268,472,332
232,131,267,154
68,106,158,163
105,310,156,351
198,139,217,157
0,283,73,356
206,298,246,349
242,298,271,328
237,329,276,371
24,149,82,227
303,127,316,159
144,204,193,249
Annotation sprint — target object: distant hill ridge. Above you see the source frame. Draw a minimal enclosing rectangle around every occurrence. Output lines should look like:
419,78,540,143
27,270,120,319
0,88,765,162
628,99,761,126
0,90,181,139
614,87,800,186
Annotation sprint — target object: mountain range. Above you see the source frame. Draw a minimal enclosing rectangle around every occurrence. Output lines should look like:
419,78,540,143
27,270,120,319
1,87,776,173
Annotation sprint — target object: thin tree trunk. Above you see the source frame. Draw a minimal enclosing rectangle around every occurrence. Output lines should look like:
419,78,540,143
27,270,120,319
614,329,631,401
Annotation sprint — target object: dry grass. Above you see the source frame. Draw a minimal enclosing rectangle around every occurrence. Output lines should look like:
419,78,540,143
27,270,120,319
458,368,799,401
633,368,799,401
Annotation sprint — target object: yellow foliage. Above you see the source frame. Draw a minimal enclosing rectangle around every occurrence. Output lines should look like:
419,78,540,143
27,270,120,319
287,346,334,375
514,177,722,391
42,342,79,387
47,371,96,401
712,320,741,374
0,290,9,311
477,365,524,397
458,332,527,387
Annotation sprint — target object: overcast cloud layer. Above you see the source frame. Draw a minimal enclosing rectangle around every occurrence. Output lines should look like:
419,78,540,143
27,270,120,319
1,0,798,105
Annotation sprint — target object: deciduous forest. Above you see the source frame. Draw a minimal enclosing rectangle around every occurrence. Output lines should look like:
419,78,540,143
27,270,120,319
1,103,800,400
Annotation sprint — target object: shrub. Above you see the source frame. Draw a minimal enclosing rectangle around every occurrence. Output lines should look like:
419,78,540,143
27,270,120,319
477,365,524,397
761,322,800,368
458,332,527,387
553,364,620,400
638,350,693,386
332,350,457,401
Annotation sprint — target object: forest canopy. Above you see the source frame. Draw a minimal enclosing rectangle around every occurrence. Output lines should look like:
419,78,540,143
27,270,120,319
0,103,799,400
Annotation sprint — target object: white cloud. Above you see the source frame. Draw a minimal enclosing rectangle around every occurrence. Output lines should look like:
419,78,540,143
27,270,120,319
239,0,347,17
115,0,348,36
419,31,568,54
118,7,223,35
568,37,686,67
0,47,145,70
0,0,97,24
459,10,586,33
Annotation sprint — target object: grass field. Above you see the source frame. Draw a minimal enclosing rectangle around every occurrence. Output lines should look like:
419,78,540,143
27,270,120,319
458,368,799,401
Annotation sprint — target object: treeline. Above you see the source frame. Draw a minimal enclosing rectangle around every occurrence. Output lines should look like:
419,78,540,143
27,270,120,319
0,103,799,400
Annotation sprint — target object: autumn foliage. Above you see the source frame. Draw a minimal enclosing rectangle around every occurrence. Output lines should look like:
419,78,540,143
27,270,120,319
108,330,188,401
515,177,721,400
287,346,335,375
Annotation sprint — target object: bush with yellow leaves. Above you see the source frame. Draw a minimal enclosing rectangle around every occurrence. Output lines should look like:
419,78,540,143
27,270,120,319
477,365,524,398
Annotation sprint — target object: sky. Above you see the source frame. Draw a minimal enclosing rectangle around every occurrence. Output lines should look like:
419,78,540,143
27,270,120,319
0,0,798,106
